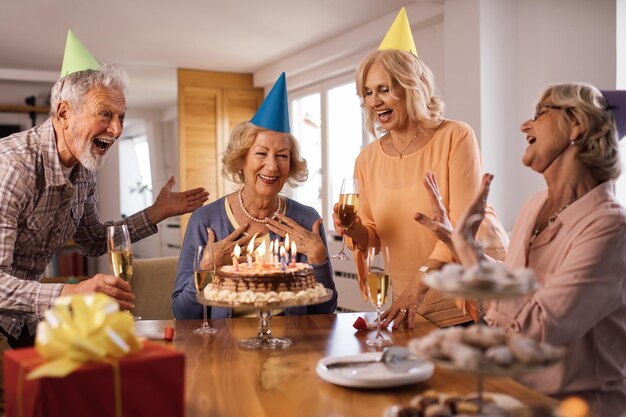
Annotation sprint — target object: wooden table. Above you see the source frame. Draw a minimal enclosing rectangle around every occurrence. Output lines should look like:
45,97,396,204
135,313,559,417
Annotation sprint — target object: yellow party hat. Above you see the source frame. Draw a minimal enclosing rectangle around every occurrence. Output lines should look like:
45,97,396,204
60,30,100,79
378,7,418,56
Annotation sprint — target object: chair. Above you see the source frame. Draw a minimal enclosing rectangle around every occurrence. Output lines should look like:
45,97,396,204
132,256,179,320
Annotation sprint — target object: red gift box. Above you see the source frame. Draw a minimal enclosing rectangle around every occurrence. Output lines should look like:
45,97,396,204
3,341,184,417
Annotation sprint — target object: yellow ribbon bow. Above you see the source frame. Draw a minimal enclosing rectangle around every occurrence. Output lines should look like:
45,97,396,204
28,293,142,379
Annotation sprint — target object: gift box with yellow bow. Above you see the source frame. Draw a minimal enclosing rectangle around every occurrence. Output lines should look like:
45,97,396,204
2,294,184,417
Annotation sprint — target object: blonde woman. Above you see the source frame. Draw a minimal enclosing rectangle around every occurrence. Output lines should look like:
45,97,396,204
333,49,508,328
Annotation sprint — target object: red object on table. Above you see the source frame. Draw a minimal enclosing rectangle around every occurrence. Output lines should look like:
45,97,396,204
3,341,184,417
164,326,175,341
353,316,368,331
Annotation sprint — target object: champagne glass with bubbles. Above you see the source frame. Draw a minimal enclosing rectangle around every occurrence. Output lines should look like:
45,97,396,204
107,225,140,319
193,245,218,334
332,178,359,260
366,245,392,348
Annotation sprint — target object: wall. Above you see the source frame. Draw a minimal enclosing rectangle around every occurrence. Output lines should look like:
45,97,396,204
0,80,52,127
261,0,619,231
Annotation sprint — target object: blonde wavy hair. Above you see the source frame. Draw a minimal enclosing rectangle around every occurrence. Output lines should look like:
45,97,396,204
537,83,622,182
221,122,308,187
355,49,445,137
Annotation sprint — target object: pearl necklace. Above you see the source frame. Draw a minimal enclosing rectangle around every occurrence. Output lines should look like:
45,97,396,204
238,185,281,224
389,134,417,159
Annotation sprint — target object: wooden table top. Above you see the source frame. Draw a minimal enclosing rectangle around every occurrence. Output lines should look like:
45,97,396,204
135,313,559,417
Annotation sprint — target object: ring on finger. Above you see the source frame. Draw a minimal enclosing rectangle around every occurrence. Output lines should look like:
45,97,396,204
399,308,407,315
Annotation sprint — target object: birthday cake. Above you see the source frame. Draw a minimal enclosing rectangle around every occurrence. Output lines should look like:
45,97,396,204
203,262,327,305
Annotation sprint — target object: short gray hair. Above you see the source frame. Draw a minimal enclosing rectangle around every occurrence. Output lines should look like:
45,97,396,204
50,64,128,116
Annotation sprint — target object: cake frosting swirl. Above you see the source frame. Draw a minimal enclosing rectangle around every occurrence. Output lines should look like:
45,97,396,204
203,262,327,305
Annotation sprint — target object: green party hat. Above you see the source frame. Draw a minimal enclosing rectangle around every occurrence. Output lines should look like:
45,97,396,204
60,30,99,79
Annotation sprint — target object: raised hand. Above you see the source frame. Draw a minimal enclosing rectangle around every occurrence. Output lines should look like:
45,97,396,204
146,176,209,224
265,214,327,264
207,224,250,269
414,171,454,251
451,173,494,266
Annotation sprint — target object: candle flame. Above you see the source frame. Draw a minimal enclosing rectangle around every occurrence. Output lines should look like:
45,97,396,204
279,246,286,256
291,241,297,256
257,240,266,257
285,233,290,249
234,244,241,257
247,233,258,254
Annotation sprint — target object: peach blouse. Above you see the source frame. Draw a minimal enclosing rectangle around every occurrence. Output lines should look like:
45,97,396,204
485,181,626,417
350,120,508,327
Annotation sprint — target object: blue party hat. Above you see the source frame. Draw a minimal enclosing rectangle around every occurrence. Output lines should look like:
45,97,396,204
250,72,290,133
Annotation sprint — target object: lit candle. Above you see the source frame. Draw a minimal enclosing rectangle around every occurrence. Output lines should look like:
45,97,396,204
274,238,280,266
279,246,286,271
257,240,266,268
290,241,297,267
246,233,258,268
268,240,274,265
285,234,290,265
232,244,241,271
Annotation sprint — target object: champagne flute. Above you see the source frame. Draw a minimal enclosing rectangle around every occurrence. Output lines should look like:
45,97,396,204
193,245,218,335
332,178,359,260
107,225,140,320
366,246,392,348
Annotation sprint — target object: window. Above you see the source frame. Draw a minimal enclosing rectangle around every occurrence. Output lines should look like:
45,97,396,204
287,73,366,228
290,92,322,215
119,133,153,217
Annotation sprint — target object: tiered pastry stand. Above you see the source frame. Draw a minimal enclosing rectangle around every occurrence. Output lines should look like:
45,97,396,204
197,289,333,350
421,265,543,412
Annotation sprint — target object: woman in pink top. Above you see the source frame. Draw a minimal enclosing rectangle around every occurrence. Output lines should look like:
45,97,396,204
418,83,626,417
332,48,508,329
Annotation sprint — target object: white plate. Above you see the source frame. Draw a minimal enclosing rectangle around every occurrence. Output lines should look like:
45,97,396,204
316,352,434,388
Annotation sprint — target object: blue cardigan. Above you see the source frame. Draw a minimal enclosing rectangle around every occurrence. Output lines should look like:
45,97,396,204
172,196,337,319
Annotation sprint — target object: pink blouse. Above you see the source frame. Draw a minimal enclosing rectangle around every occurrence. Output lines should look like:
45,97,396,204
485,181,626,417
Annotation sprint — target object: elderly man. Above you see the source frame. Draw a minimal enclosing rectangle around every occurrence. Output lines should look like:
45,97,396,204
0,32,208,351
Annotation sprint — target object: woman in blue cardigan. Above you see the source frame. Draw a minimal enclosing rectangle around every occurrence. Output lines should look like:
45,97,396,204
172,74,337,319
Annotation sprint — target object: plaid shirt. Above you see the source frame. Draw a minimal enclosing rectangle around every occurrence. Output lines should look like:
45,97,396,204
0,119,157,338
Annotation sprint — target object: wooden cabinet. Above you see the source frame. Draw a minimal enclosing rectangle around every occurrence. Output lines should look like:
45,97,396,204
177,69,263,236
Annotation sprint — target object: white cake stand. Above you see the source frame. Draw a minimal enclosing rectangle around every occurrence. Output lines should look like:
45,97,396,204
197,289,333,350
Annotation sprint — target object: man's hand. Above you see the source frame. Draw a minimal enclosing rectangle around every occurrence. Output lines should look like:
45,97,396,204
146,176,209,224
60,274,135,310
